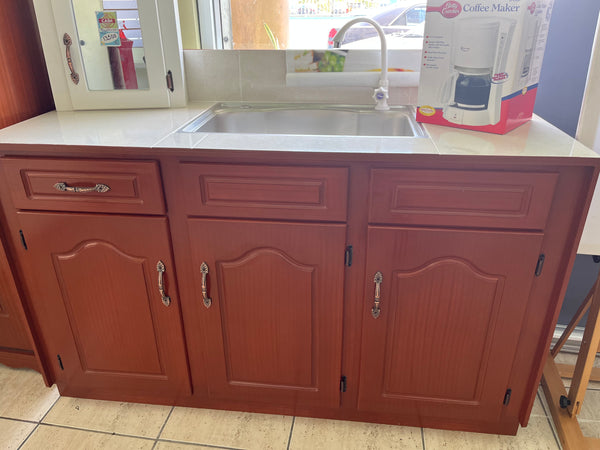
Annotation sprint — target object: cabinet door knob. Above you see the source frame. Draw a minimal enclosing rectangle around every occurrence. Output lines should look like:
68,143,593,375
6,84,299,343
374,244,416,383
372,271,383,318
201,262,212,308
63,33,80,85
54,182,111,193
156,261,171,307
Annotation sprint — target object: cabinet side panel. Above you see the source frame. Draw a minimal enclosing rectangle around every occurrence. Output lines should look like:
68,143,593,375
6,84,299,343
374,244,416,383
0,0,54,127
513,166,599,426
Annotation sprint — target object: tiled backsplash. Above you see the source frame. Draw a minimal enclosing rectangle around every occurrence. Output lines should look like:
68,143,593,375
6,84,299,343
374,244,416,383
184,50,419,105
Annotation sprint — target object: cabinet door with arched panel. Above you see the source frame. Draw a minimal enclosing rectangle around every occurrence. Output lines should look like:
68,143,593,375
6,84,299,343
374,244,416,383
358,227,543,426
186,219,346,408
16,212,190,401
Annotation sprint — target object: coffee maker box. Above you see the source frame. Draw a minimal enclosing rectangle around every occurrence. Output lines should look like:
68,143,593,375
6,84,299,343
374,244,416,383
416,0,554,134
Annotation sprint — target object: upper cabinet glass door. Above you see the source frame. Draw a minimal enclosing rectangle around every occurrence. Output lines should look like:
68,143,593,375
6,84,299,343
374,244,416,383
50,0,170,109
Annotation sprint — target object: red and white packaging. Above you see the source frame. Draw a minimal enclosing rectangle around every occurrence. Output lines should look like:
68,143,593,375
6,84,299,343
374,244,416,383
416,0,554,134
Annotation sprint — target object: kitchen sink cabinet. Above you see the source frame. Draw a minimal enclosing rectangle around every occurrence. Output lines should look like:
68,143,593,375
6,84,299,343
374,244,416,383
0,152,596,436
13,212,190,402
185,219,346,409
357,227,544,424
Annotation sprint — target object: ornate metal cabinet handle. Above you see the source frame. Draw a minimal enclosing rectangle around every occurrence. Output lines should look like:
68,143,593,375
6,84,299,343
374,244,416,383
63,33,80,85
371,271,383,318
200,262,212,308
54,182,111,193
156,261,171,307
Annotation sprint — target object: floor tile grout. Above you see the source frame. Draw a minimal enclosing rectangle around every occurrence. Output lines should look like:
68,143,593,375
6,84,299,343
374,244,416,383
28,422,157,441
537,390,550,417
538,390,562,449
0,416,38,425
286,416,296,450
420,427,426,449
17,423,39,450
38,395,61,423
546,416,562,450
156,405,175,440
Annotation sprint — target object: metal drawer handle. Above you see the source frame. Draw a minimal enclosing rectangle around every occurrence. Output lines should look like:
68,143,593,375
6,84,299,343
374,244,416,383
63,33,80,85
156,261,171,307
372,271,383,318
54,182,111,193
201,262,212,308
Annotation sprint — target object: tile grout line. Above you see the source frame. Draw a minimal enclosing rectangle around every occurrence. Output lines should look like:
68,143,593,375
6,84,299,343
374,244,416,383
537,389,550,417
286,416,296,450
537,390,562,449
0,416,38,425
17,423,39,450
28,422,157,442
38,396,61,423
156,405,175,440
17,395,63,450
421,427,426,450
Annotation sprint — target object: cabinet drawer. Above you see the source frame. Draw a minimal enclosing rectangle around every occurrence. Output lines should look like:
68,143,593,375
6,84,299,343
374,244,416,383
1,158,165,214
369,169,558,229
179,163,348,221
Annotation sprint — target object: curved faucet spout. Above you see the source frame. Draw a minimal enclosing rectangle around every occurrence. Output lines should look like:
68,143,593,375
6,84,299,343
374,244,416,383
332,18,389,110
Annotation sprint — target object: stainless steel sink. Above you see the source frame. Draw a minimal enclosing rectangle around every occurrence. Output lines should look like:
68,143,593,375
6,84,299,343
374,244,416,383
180,103,426,137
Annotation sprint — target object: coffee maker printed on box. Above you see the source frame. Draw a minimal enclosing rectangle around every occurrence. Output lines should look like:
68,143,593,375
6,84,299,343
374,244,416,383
441,19,515,126
417,0,554,134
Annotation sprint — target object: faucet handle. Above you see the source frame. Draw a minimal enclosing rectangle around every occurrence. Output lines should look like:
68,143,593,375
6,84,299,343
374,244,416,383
373,85,389,111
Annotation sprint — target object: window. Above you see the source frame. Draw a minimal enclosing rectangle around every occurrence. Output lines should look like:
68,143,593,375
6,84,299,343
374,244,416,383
189,0,425,50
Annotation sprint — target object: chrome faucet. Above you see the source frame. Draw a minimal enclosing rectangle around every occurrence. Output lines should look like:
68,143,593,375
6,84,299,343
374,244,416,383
332,18,389,111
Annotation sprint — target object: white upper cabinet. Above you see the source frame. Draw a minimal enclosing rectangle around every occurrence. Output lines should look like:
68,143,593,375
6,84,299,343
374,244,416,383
33,0,186,110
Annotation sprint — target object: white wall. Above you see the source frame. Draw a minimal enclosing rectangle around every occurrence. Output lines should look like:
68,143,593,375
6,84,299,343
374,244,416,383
184,50,418,105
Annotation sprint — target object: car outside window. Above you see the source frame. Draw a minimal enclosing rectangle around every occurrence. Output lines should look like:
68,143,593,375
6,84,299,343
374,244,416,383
190,0,426,50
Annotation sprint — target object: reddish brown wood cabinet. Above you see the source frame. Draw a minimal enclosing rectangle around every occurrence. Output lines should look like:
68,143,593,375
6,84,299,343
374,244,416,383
0,236,37,367
358,227,543,424
186,219,346,408
14,212,190,401
0,154,596,436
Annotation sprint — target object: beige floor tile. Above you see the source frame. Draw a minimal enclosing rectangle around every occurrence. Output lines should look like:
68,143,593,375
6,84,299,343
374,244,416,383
561,376,600,391
155,441,217,449
554,352,578,366
423,416,559,450
21,424,154,449
531,389,548,417
0,364,59,421
576,389,600,421
0,418,36,450
161,407,292,450
580,419,600,439
289,417,422,450
42,396,171,438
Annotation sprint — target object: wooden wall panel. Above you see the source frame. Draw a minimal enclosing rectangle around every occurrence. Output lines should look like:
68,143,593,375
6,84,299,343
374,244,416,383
0,0,54,129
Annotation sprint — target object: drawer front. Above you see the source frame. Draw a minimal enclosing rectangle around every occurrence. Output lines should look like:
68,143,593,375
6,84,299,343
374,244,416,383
369,169,558,229
180,163,348,221
2,158,165,214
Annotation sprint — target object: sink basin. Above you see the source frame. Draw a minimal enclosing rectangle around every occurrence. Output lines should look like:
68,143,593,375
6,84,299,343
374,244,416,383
180,103,426,138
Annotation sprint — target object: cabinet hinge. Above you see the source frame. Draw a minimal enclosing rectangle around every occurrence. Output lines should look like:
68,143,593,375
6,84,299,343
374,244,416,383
534,254,545,277
340,375,347,393
19,230,27,250
57,354,64,371
344,246,353,267
166,70,174,92
503,388,512,406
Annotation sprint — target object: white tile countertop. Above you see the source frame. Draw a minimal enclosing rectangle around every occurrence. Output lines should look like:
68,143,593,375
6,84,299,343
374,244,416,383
0,102,598,159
